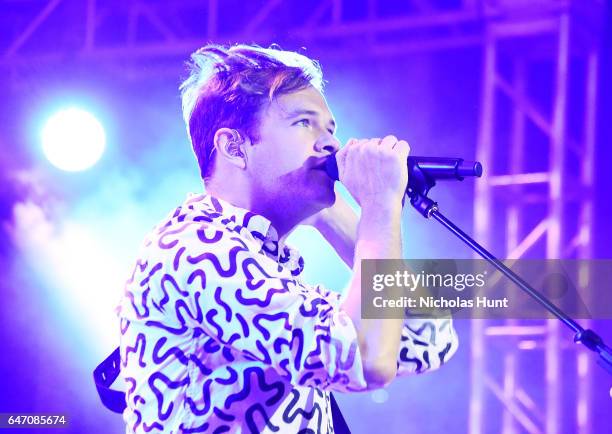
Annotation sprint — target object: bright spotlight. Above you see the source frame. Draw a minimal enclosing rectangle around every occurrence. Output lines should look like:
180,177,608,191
41,107,106,171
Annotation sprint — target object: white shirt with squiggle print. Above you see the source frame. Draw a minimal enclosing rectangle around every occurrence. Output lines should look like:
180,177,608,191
117,193,459,433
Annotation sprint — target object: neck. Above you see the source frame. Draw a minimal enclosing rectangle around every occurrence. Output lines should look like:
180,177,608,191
205,175,314,242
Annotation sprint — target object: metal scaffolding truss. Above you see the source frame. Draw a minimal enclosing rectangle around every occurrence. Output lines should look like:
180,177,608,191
472,2,602,434
0,0,482,70
2,0,601,73
1,0,603,85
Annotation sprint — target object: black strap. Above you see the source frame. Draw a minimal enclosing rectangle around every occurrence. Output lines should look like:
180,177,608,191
93,347,126,414
94,347,351,433
330,392,351,433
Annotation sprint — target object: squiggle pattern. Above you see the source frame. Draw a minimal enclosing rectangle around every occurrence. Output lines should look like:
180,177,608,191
117,193,459,433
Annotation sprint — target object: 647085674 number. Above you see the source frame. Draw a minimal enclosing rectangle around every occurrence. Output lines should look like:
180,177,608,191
0,414,68,428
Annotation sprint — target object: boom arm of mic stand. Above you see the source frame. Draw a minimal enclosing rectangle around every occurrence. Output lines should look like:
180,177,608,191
405,170,612,376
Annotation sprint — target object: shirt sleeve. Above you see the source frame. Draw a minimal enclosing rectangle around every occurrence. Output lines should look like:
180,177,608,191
395,316,459,376
140,221,368,393
312,281,459,378
308,272,459,377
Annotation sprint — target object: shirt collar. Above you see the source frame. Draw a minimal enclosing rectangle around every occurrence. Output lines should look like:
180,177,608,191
185,193,305,275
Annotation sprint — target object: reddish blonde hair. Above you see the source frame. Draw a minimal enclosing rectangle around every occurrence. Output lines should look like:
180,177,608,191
180,44,324,181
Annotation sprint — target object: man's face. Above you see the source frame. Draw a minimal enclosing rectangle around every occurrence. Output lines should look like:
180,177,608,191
245,86,340,215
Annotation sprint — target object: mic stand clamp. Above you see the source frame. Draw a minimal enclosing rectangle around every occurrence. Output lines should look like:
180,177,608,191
407,165,438,218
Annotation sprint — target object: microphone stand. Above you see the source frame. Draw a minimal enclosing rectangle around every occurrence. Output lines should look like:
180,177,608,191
407,168,612,376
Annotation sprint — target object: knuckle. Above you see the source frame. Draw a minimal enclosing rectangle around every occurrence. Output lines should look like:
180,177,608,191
383,134,398,144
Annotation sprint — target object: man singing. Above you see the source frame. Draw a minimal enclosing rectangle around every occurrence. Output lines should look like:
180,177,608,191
117,44,459,433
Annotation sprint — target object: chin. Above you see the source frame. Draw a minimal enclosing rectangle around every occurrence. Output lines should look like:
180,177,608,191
292,188,333,219
322,187,337,208
311,184,336,209
279,174,335,213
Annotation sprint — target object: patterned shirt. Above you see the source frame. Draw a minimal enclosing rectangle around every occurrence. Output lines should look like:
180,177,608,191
117,193,459,433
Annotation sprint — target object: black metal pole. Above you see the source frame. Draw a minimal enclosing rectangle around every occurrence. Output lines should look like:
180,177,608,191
430,208,582,333
411,193,612,374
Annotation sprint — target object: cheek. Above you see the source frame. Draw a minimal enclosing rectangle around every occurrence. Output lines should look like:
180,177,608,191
248,152,287,184
250,143,308,176
252,119,318,172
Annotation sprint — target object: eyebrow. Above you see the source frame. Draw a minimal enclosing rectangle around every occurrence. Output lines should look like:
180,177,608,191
284,108,336,130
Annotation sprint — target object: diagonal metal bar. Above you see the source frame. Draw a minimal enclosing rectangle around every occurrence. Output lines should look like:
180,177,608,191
507,219,550,260
515,387,543,421
141,3,177,41
304,0,333,28
496,73,585,157
484,374,543,434
243,0,284,36
4,0,63,58
494,74,553,137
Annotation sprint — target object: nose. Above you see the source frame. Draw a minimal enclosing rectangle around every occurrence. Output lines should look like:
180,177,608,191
315,133,340,155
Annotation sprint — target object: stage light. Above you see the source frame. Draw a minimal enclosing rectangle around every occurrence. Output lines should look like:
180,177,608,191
41,108,106,171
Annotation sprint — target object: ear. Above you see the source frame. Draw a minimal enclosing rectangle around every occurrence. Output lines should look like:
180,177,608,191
213,128,249,170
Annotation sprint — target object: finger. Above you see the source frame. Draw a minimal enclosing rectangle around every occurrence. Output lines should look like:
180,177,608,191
394,139,411,155
380,135,398,150
345,138,358,147
365,138,381,147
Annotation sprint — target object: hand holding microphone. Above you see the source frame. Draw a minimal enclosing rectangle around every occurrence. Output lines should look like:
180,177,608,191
333,135,411,208
326,138,482,200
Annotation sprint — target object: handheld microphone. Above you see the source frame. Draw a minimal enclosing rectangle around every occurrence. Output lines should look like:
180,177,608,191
324,154,482,188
